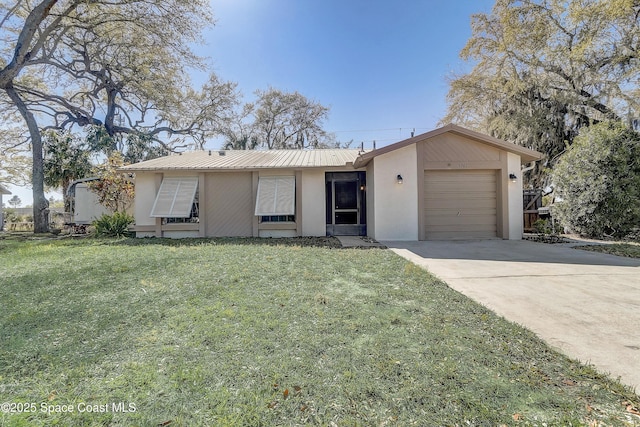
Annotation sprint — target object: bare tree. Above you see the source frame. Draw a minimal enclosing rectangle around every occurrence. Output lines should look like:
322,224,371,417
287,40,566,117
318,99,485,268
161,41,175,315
250,88,330,149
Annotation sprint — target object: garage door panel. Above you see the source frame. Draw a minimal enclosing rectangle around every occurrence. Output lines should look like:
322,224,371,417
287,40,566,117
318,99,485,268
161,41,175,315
425,181,495,193
428,229,497,240
425,214,497,226
428,223,497,232
425,172,496,183
425,198,497,209
423,170,498,240
425,194,496,205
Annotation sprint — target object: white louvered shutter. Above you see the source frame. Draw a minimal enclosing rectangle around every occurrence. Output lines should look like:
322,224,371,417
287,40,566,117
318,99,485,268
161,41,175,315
150,177,198,217
255,176,295,216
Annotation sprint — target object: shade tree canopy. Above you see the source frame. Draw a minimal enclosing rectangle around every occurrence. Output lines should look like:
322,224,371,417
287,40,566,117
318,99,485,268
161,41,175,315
0,0,238,232
442,0,640,185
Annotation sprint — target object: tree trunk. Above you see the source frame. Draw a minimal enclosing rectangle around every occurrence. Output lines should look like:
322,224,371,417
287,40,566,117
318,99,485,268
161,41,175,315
5,85,50,233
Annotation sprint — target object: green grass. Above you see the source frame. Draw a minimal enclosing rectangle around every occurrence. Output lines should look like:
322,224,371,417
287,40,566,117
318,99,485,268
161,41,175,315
0,237,638,426
576,243,640,259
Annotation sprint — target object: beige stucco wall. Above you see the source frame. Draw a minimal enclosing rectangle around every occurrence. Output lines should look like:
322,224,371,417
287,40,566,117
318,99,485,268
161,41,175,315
370,144,419,240
301,169,326,237
365,162,375,239
507,152,523,240
133,172,158,227
206,172,253,237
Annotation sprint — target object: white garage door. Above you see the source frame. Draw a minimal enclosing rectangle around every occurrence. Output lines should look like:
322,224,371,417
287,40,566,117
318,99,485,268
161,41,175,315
424,170,497,240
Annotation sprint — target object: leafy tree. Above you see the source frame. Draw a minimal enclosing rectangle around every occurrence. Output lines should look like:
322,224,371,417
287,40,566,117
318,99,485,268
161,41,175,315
86,126,169,163
8,195,21,208
88,153,134,213
442,0,640,185
552,122,640,238
0,0,237,232
43,131,92,211
231,88,330,149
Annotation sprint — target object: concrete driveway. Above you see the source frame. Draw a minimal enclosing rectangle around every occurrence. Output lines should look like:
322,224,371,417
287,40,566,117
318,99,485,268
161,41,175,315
383,239,640,391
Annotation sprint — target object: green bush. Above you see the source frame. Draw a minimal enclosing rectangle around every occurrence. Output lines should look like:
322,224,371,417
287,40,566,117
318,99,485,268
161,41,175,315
533,219,561,235
552,122,640,238
92,211,134,237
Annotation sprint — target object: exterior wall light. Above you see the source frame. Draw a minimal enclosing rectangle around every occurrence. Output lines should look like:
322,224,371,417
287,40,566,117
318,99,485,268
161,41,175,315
396,174,403,184
509,173,518,182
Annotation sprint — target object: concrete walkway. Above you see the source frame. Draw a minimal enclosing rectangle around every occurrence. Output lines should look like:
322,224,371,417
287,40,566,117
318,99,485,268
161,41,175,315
383,239,640,391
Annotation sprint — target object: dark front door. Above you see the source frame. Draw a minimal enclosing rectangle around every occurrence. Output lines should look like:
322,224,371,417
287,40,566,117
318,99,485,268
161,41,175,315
326,172,366,236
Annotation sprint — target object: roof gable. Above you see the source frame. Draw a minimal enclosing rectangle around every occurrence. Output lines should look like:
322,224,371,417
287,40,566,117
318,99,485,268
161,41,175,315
0,184,11,195
353,124,543,167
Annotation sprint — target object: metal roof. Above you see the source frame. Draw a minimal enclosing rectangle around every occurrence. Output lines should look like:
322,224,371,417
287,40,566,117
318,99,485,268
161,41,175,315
120,125,544,173
120,149,363,171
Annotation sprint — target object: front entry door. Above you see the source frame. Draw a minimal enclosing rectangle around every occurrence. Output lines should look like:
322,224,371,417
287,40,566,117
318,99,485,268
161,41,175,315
326,172,366,236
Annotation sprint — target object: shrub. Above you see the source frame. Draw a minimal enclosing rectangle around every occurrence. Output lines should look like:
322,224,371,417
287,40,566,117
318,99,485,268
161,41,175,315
552,122,640,238
533,219,561,235
92,212,134,237
4,209,19,222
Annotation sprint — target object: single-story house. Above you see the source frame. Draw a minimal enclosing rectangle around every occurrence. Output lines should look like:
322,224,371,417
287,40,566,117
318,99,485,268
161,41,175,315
0,184,11,231
121,124,543,240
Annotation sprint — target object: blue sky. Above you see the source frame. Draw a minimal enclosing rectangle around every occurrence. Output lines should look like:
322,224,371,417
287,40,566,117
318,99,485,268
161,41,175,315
204,0,494,147
7,0,495,206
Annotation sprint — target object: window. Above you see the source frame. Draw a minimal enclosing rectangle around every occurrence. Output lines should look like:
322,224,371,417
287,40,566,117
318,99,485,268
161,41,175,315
165,191,199,224
255,176,295,218
260,215,295,223
150,177,199,220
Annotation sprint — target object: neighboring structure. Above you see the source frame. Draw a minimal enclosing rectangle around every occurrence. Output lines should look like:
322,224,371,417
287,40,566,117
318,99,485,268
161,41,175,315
0,184,10,231
66,178,110,225
121,124,543,240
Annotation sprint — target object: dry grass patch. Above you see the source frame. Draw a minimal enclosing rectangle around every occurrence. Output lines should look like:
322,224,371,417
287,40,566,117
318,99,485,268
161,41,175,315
575,243,640,259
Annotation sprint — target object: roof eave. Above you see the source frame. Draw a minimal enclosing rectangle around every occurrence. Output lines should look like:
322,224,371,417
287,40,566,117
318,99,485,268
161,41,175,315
119,164,361,173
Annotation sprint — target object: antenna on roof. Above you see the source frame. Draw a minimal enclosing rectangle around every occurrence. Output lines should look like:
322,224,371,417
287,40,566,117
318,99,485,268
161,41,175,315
411,128,415,138
373,140,376,150
360,141,364,151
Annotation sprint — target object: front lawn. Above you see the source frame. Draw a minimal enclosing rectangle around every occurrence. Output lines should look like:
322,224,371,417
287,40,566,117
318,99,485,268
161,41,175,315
1,238,638,426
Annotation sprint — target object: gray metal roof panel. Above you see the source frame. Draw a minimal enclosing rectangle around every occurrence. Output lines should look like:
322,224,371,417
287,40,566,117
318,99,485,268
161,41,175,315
120,149,362,171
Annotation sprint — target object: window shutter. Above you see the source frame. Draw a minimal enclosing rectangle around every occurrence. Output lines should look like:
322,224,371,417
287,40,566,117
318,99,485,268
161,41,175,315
150,177,198,217
255,176,295,216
